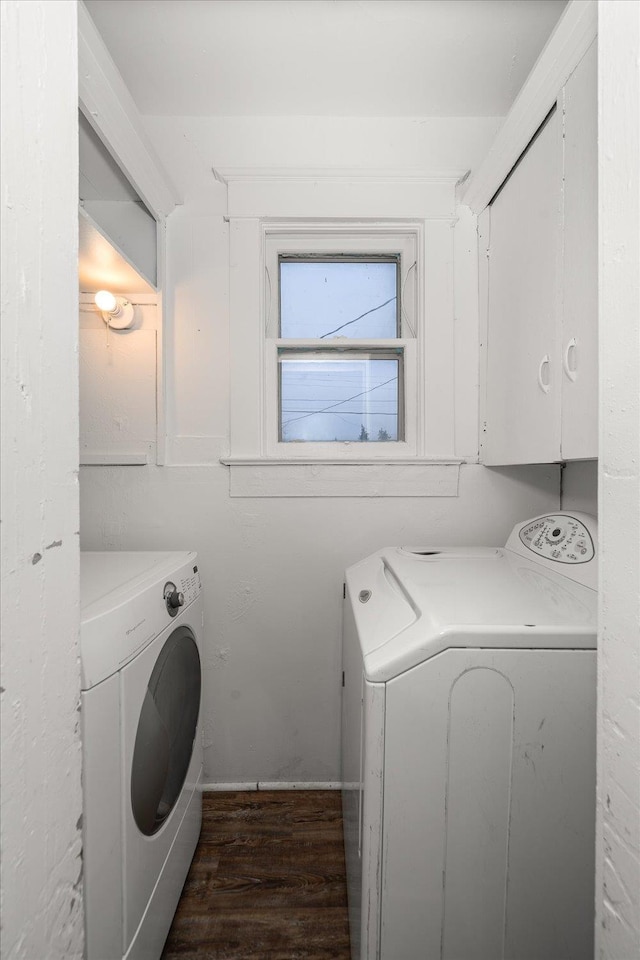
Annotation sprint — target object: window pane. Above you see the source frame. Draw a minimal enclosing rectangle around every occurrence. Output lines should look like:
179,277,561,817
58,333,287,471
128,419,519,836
280,259,398,339
279,353,401,442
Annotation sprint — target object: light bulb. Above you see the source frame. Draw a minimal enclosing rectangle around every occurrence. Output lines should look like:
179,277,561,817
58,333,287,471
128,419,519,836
95,290,117,314
94,291,135,330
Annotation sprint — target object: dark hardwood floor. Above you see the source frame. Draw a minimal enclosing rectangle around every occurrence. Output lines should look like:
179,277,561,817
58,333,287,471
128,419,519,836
162,790,352,960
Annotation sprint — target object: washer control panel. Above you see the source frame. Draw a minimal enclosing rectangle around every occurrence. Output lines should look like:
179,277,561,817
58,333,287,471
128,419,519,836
518,515,594,563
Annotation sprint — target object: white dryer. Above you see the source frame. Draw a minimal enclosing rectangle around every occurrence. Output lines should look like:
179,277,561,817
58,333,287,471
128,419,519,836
342,513,597,960
80,551,204,960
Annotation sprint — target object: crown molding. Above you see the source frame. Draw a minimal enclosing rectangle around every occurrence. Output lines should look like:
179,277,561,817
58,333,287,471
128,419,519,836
214,167,465,220
214,167,466,182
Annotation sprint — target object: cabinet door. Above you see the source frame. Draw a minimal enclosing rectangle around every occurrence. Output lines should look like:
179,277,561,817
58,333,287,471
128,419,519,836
483,109,563,465
561,42,598,460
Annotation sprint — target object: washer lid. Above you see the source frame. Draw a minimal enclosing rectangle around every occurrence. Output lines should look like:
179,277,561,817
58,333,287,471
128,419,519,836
346,547,596,682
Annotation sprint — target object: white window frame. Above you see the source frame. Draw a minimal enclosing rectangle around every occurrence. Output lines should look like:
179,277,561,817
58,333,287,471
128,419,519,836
262,223,423,461
224,172,466,494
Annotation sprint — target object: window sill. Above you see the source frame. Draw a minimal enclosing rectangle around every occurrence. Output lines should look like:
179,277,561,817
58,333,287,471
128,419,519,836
220,458,462,498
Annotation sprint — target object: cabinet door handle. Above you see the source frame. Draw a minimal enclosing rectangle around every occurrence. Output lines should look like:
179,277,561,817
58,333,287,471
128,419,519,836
563,337,578,382
537,355,551,394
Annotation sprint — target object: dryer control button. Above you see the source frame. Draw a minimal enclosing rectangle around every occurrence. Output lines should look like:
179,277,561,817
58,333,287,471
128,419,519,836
163,582,185,617
359,589,372,603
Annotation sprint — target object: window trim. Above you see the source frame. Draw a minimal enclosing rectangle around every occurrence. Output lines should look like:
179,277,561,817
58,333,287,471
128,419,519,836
226,209,463,476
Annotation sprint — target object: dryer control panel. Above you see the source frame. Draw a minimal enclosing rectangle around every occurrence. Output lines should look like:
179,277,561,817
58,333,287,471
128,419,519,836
505,512,597,590
179,565,202,607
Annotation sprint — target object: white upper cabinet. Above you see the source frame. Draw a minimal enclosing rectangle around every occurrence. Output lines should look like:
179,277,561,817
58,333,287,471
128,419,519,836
561,42,598,460
481,43,598,465
483,108,563,465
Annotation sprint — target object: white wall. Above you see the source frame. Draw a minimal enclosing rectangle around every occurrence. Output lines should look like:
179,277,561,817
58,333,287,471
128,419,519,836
562,460,598,516
79,295,159,465
80,462,560,783
0,1,83,956
80,115,562,784
596,2,640,955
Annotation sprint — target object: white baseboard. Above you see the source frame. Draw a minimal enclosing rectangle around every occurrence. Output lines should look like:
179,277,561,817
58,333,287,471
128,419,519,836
202,781,342,792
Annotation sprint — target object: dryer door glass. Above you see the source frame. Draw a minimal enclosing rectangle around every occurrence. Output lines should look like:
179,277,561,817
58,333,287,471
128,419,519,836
131,625,201,836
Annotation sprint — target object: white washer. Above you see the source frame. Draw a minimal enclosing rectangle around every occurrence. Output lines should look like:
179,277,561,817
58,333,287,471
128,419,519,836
80,551,204,960
342,513,597,960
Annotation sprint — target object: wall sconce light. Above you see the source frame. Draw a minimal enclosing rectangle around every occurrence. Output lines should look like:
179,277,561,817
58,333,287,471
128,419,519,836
95,290,134,330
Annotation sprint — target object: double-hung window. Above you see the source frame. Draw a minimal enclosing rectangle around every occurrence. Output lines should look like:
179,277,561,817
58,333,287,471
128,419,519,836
264,227,420,459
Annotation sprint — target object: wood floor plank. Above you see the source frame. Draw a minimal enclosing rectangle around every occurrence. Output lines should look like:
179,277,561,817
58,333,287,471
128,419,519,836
162,790,351,960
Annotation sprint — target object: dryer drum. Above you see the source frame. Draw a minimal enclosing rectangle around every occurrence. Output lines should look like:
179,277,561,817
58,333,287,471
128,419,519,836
131,625,201,836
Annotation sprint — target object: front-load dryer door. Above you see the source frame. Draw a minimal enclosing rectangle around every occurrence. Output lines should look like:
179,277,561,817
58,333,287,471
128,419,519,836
122,609,203,955
131,624,200,836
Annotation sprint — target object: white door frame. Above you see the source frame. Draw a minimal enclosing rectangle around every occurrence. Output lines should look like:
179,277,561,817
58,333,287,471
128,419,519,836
595,2,640,956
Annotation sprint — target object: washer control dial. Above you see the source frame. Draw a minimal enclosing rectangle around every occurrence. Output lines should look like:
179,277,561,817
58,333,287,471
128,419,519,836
546,524,567,544
518,515,594,564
